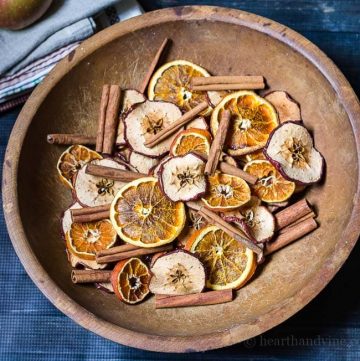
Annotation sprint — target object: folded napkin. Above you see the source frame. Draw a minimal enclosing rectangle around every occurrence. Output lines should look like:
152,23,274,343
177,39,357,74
0,0,143,112
0,0,119,75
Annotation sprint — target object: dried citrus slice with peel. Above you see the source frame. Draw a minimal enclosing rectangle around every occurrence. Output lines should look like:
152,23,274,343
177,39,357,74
148,60,212,116
57,145,102,188
170,129,212,157
186,225,256,290
110,177,186,247
243,160,295,203
111,257,150,304
66,219,117,260
202,172,251,212
245,149,266,162
210,91,279,156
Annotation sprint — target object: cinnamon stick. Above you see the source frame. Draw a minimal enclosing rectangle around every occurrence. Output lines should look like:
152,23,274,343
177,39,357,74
218,161,257,185
138,38,169,94
155,289,233,308
205,110,231,175
279,211,316,234
96,84,110,152
72,210,110,223
264,217,317,255
96,243,140,258
71,204,111,217
197,206,263,255
144,101,209,148
191,83,265,91
192,76,264,86
71,269,112,284
86,164,146,182
96,244,173,264
275,199,312,230
47,134,96,145
102,85,121,154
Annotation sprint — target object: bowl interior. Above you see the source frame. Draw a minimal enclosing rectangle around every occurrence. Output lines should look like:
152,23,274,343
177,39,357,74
17,18,357,338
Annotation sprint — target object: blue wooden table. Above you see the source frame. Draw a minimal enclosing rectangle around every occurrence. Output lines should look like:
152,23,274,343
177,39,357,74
1,1,359,360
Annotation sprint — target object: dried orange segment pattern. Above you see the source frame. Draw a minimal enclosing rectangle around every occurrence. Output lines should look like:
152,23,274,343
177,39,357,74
186,225,256,290
148,60,211,115
243,160,295,203
210,91,278,156
170,129,212,157
245,149,266,162
202,173,251,211
57,145,102,188
67,219,117,260
110,177,185,247
111,258,150,304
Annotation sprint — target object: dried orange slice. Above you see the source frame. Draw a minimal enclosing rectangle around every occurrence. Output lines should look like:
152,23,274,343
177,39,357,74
148,60,212,115
210,91,278,156
170,129,212,157
66,219,117,260
111,257,150,304
57,145,102,188
110,177,186,247
243,160,295,203
244,149,266,162
202,172,251,212
186,225,256,290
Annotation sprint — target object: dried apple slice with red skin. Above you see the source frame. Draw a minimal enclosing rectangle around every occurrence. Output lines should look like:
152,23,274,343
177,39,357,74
264,121,325,185
128,151,160,174
61,202,82,240
149,155,171,177
225,201,275,243
73,158,128,207
149,249,206,296
159,153,207,202
264,91,301,123
185,116,209,131
116,89,146,146
124,100,182,158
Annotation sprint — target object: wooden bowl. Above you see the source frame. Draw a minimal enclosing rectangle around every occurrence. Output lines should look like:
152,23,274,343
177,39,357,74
3,6,360,353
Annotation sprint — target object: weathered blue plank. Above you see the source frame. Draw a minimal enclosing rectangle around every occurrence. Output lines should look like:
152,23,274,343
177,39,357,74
139,0,360,33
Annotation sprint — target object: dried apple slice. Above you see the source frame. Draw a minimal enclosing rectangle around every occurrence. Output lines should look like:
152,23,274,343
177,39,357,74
124,100,182,158
66,251,108,270
116,146,132,163
264,122,324,184
74,158,128,207
159,153,207,202
265,91,301,123
116,89,146,146
149,155,171,177
185,116,209,130
149,249,206,295
128,151,160,174
223,197,275,243
61,202,82,239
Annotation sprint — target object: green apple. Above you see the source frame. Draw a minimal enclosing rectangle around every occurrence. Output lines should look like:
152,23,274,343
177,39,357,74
0,0,52,30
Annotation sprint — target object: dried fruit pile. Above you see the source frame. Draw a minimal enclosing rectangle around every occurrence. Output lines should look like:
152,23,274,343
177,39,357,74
49,39,324,308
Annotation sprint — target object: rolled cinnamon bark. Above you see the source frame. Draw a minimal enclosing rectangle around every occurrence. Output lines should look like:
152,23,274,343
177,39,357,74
275,199,312,229
205,110,231,175
155,289,233,308
86,164,146,182
102,85,121,154
265,217,317,255
47,134,96,145
71,270,112,284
